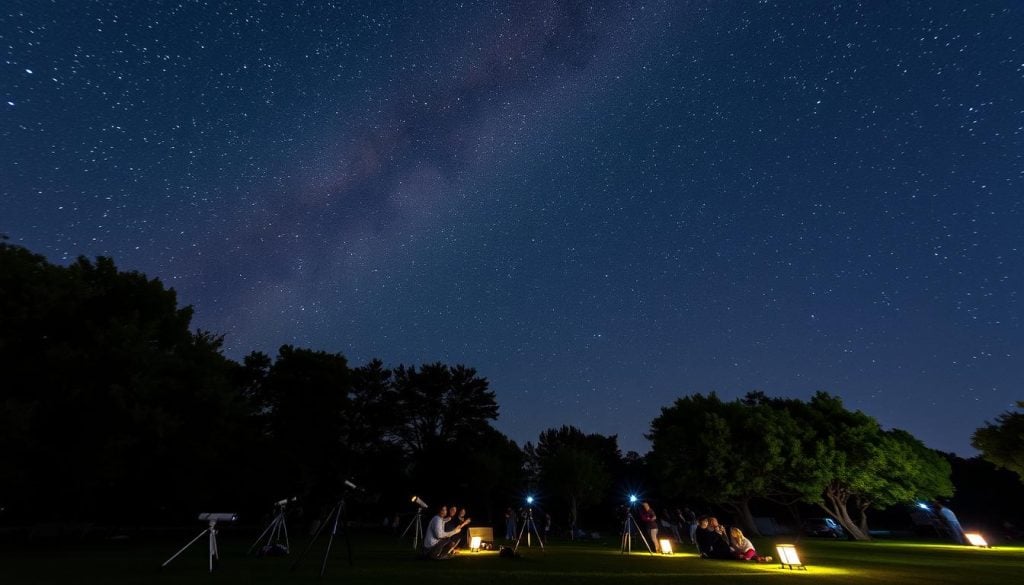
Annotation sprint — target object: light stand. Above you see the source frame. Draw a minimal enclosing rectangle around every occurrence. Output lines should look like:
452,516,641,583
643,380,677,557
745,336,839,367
291,497,353,577
401,507,425,550
249,498,293,556
513,506,545,553
620,506,654,555
162,513,237,573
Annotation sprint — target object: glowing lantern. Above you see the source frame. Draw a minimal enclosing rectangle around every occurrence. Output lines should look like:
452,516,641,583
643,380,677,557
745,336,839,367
659,539,673,554
470,536,483,552
776,544,805,570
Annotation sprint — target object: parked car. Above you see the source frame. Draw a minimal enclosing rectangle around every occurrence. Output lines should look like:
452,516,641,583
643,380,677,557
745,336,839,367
803,517,844,538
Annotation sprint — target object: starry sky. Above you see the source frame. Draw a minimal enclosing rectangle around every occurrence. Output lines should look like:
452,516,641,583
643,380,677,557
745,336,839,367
3,1,1022,456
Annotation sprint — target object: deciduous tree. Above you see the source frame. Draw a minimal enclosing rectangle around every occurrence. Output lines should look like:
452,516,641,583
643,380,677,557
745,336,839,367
972,401,1024,483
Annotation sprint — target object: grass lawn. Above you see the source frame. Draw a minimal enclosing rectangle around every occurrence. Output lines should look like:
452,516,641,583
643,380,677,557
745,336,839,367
2,530,1021,585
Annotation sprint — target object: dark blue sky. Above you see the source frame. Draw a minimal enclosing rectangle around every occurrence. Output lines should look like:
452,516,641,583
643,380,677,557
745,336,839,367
3,1,1021,455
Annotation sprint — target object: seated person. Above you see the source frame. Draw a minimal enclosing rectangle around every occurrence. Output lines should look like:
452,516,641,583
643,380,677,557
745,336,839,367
694,517,714,557
425,504,470,560
700,517,734,559
729,527,772,562
444,505,459,531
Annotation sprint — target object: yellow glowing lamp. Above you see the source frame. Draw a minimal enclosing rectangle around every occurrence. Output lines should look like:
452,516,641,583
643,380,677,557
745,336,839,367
776,544,805,570
470,536,483,552
964,533,990,548
659,539,673,554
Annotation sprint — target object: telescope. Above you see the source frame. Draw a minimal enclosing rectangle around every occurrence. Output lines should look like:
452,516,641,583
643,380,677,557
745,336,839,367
411,496,428,509
163,513,237,572
199,513,237,523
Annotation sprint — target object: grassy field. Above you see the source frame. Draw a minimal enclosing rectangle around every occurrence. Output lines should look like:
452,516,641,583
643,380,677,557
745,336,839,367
2,530,1021,585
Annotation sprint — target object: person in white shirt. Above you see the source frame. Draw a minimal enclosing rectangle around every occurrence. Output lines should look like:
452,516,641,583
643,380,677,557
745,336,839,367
425,504,470,559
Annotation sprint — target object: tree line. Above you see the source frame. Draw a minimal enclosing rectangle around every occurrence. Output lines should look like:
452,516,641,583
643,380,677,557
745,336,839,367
1,240,1020,539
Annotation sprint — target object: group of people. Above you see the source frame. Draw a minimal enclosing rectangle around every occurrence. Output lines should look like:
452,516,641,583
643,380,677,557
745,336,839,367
424,504,472,560
695,516,772,562
422,500,769,562
633,504,770,562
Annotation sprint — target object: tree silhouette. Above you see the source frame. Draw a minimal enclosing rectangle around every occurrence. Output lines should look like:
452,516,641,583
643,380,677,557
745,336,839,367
0,243,248,522
972,401,1024,484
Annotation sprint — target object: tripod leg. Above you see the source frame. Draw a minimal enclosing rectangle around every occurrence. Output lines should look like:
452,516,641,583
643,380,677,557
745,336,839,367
291,508,332,572
529,519,545,551
320,505,340,577
209,527,217,573
629,516,654,555
401,512,420,549
318,501,353,576
401,514,415,539
162,529,210,568
513,516,529,552
283,516,290,552
249,514,278,555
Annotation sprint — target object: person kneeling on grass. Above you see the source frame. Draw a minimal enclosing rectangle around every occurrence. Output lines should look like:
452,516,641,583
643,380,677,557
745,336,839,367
728,527,772,563
424,504,471,560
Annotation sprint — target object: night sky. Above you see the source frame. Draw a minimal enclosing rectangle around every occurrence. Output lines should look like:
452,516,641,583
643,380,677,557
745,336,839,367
3,1,1022,456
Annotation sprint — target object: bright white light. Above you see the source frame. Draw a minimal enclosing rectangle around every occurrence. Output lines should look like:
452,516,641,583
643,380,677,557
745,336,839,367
470,536,482,551
659,539,673,554
917,502,931,510
526,496,534,504
629,494,638,503
965,533,989,547
776,544,803,569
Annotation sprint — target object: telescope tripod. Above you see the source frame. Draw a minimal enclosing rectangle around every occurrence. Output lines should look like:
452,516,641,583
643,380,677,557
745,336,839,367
620,510,654,555
162,518,222,573
514,508,545,552
401,507,425,550
249,502,291,556
291,497,352,577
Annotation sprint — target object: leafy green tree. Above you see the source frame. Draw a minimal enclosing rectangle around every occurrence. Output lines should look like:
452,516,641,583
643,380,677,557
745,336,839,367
647,393,804,534
972,402,1024,483
780,393,953,540
648,392,953,540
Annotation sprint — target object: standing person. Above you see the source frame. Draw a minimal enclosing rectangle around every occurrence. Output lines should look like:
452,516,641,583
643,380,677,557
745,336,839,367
504,507,517,540
683,507,698,544
544,512,552,540
639,502,659,552
425,505,470,559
